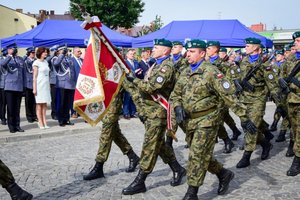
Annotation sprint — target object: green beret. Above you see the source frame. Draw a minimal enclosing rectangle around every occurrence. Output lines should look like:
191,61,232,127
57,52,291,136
185,39,206,49
206,41,220,47
219,47,227,53
292,31,300,40
275,49,284,56
172,41,183,46
260,44,265,49
245,37,261,45
153,39,172,47
284,44,291,51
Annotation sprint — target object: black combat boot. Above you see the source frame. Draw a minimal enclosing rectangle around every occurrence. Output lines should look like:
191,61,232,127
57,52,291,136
126,149,140,173
287,156,300,176
286,140,295,157
166,136,173,148
223,137,234,154
269,119,279,132
182,185,199,200
275,130,286,142
6,183,33,200
231,127,242,141
236,151,252,168
216,168,235,195
263,129,274,141
122,169,148,195
260,139,273,160
83,162,104,180
168,160,186,186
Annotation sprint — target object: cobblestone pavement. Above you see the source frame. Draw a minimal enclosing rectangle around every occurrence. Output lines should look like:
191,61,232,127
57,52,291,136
0,102,299,200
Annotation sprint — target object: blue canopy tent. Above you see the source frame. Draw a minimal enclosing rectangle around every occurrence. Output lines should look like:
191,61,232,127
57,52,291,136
1,20,133,48
132,19,273,48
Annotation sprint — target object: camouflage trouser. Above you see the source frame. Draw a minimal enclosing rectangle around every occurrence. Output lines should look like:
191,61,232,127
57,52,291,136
244,101,266,152
186,121,223,187
288,103,300,157
139,117,176,173
0,160,15,188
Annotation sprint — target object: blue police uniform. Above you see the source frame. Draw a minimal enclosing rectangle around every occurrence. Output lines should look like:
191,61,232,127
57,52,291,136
23,47,37,123
123,59,137,118
0,49,7,125
52,45,76,126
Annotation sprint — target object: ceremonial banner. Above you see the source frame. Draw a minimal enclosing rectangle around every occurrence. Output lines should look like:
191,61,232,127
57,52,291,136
74,16,129,126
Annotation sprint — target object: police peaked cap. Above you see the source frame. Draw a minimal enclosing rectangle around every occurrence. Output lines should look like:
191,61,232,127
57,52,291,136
6,43,17,49
153,39,173,47
57,44,67,51
26,47,35,53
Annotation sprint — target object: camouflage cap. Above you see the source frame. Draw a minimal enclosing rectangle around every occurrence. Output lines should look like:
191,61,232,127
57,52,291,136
153,39,172,47
206,41,220,47
219,47,227,53
275,49,285,56
172,41,183,46
185,39,206,49
292,31,300,40
245,37,261,45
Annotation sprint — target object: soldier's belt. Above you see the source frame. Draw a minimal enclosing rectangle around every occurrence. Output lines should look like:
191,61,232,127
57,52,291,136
187,106,217,119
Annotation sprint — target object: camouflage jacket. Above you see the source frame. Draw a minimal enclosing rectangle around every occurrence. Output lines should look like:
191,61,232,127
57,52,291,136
280,55,300,103
208,56,230,75
238,56,280,104
133,57,175,119
172,56,188,82
170,61,247,127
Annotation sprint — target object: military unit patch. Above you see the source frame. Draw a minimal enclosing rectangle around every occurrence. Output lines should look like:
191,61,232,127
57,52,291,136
268,74,274,80
222,80,231,90
156,76,164,83
160,68,167,73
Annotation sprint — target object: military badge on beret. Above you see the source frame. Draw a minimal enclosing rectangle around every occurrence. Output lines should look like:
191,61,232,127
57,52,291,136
222,80,231,90
268,74,274,80
156,76,164,83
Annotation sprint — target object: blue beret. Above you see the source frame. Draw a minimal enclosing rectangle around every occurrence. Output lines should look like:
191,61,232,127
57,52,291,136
153,39,172,47
172,41,183,46
206,41,220,47
292,31,300,40
245,37,261,45
185,39,207,49
6,43,17,49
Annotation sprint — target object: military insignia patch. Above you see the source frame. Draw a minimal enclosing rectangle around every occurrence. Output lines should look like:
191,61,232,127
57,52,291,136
156,76,164,83
268,74,274,80
217,73,224,79
160,68,166,73
230,69,235,75
273,68,277,73
222,80,231,90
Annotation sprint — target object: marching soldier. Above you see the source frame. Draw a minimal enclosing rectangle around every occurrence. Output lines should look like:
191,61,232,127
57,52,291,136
278,31,300,176
122,39,186,195
0,159,33,200
0,43,25,133
52,45,76,126
235,38,283,168
0,48,7,125
170,39,256,199
206,41,241,152
23,47,38,123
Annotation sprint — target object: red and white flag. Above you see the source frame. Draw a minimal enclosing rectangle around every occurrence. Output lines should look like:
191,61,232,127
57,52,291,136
74,16,129,126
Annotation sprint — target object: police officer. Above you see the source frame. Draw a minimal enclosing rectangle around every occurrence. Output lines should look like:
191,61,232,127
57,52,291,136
122,39,186,195
0,159,33,200
278,31,300,176
23,47,38,123
0,48,7,125
52,44,76,126
1,43,25,133
206,41,241,152
170,39,256,199
48,45,59,120
236,38,282,168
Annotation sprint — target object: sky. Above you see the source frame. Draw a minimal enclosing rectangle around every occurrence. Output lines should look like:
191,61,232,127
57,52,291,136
0,0,299,30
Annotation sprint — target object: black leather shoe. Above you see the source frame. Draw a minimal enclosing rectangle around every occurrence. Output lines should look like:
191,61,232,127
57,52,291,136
16,127,24,132
1,119,7,125
27,119,34,123
168,160,186,186
122,170,148,195
182,185,199,200
83,162,105,180
287,156,300,176
6,183,33,200
217,168,234,195
65,121,74,125
223,138,234,154
126,150,140,173
10,129,16,133
59,122,65,127
236,151,252,168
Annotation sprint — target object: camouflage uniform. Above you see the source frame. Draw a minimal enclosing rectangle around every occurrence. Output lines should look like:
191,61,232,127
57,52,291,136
238,56,280,152
170,62,248,187
132,57,177,173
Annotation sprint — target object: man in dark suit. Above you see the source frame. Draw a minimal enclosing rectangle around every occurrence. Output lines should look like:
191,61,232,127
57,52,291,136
136,49,150,79
123,49,138,119
70,47,83,118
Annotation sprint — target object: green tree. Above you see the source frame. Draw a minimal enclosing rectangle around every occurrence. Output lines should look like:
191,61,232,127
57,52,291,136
70,0,145,29
138,15,164,36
